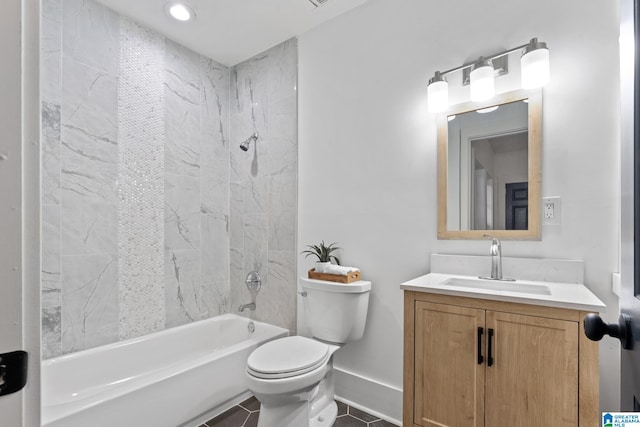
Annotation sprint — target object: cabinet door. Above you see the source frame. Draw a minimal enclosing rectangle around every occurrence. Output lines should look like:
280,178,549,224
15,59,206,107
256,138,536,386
485,311,579,427
414,301,485,427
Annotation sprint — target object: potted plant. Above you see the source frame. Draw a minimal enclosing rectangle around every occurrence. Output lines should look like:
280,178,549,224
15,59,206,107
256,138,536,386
302,241,341,273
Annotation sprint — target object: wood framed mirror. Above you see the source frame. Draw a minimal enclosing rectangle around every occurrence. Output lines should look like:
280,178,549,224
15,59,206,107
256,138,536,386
437,88,542,240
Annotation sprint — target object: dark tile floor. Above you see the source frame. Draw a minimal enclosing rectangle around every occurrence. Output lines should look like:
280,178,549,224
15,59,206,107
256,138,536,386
200,396,260,427
201,396,398,427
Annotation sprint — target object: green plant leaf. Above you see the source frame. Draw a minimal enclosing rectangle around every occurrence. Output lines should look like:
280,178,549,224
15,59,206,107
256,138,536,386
300,240,342,263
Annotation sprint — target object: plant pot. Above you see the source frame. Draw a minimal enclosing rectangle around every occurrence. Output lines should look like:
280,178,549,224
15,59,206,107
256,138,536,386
315,261,331,274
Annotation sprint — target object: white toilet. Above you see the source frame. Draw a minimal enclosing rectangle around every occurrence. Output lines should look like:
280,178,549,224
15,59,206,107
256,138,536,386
246,277,371,427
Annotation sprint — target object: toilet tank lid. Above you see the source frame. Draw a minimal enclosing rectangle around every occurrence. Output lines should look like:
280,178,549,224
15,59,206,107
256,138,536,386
300,277,371,293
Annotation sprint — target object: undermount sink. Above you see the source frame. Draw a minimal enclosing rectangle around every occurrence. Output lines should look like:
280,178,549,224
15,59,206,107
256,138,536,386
400,260,607,312
441,277,552,295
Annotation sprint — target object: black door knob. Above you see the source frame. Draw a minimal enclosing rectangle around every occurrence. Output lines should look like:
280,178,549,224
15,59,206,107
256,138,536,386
583,313,633,350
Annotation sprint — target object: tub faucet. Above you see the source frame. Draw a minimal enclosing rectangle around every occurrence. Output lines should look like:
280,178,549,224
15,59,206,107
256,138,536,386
239,302,256,312
239,271,260,312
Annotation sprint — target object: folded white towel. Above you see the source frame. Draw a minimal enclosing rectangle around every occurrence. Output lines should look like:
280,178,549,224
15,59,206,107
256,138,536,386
323,264,360,276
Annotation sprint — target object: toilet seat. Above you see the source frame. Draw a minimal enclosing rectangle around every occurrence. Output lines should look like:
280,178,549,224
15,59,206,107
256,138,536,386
247,336,330,380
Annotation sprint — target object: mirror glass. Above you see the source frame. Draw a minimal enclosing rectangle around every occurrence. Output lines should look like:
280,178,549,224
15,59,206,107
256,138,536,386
437,89,541,240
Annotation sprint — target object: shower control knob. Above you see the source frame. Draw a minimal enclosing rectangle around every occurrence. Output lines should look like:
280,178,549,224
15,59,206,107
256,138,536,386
584,313,633,350
245,271,262,293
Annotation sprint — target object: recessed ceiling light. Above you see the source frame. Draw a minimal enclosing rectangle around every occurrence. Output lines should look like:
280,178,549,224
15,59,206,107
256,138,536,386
164,2,196,22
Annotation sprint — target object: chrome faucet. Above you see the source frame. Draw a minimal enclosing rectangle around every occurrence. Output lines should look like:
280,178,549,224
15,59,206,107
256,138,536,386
480,236,514,281
488,237,503,280
239,271,261,312
239,302,256,312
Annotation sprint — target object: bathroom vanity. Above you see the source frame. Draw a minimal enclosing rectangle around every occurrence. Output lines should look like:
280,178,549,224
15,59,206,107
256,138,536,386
401,271,605,427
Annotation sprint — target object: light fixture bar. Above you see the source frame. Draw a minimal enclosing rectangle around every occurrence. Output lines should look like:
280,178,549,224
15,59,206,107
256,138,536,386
462,56,508,86
436,41,532,78
426,37,549,112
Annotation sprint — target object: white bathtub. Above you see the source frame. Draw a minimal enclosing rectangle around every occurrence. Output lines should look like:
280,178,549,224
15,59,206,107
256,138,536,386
42,314,288,427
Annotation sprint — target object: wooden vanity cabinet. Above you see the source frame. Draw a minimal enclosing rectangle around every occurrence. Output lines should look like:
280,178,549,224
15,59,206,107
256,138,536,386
403,291,598,427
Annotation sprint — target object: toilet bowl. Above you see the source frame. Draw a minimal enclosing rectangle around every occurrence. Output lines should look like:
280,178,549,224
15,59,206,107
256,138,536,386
246,277,371,427
246,336,340,427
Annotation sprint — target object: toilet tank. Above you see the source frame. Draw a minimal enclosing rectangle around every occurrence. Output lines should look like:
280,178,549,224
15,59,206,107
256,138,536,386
300,277,371,344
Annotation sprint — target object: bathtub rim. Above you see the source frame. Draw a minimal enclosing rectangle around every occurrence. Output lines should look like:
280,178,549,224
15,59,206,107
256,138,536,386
42,313,279,367
41,314,289,426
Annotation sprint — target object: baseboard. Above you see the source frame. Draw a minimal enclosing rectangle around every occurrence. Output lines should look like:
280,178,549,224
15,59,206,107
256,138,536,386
334,366,403,426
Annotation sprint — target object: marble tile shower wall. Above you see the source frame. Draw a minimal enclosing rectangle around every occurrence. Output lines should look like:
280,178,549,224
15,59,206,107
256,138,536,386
229,39,298,333
41,0,232,358
41,0,297,358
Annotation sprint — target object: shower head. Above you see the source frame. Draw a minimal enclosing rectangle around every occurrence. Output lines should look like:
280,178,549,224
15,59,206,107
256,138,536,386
239,133,259,151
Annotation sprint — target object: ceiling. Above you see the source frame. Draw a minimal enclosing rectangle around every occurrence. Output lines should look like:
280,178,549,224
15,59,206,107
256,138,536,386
97,0,369,66
483,132,528,154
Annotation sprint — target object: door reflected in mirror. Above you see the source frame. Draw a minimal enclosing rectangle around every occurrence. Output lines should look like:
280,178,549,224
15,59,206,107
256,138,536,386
450,101,528,230
437,89,541,240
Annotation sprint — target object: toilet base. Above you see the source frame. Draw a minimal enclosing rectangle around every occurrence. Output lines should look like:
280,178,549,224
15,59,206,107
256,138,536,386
249,340,343,427
310,400,337,427
256,397,337,427
254,358,338,427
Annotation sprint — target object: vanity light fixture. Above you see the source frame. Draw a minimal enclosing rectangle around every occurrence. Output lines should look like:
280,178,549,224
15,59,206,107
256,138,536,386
427,37,550,112
521,38,550,89
164,2,196,22
470,58,494,102
427,71,448,114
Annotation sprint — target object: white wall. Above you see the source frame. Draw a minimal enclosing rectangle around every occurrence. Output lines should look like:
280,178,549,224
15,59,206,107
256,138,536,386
0,0,41,425
298,0,621,421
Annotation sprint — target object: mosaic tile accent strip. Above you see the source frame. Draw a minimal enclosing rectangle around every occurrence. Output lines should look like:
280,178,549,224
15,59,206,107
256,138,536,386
41,0,295,358
117,17,166,339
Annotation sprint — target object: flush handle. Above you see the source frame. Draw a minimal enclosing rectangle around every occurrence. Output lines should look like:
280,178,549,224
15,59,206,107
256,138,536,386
0,351,28,397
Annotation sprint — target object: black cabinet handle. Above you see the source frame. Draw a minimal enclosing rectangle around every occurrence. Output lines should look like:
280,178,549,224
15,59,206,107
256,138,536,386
477,327,484,364
487,328,494,367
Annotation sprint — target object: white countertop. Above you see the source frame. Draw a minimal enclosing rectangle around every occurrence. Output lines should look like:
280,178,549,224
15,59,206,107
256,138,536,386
401,272,606,312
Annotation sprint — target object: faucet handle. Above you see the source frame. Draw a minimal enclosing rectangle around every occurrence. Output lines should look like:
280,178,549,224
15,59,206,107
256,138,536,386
245,271,262,293
483,234,501,247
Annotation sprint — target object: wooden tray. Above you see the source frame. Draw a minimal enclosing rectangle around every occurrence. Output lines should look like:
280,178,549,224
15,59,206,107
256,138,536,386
308,268,361,283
